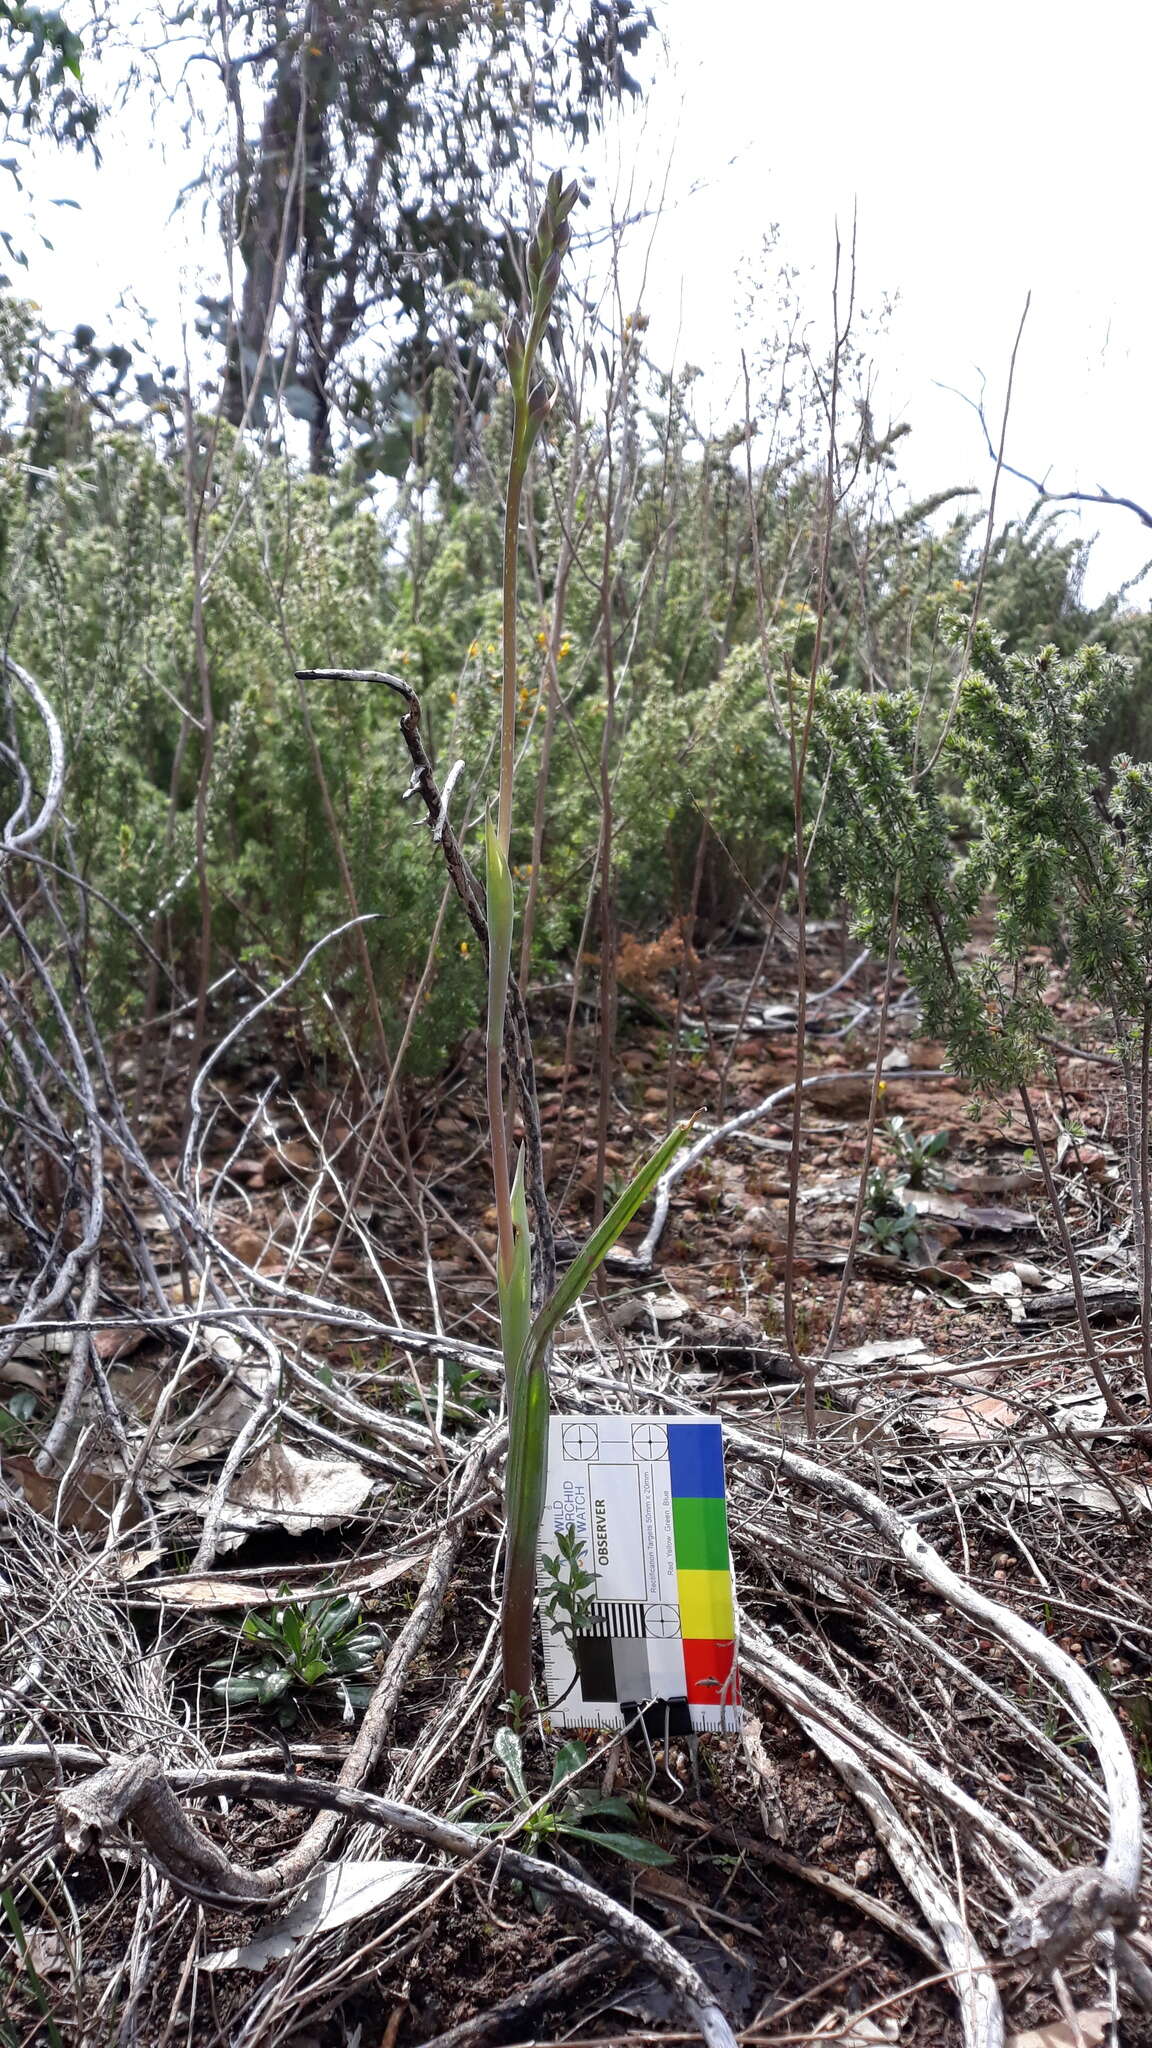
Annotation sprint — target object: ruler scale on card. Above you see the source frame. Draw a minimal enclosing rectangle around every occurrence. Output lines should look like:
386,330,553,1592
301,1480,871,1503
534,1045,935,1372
536,1416,742,1733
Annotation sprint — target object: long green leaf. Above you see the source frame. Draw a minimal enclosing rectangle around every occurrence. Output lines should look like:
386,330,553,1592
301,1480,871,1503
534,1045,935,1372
520,1122,689,1374
557,1824,676,1867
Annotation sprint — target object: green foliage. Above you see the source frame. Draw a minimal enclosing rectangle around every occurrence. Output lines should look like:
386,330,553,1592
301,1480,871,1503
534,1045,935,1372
209,0,651,468
816,623,1152,1095
210,1594,385,1718
612,645,795,923
0,2,97,150
860,1170,922,1261
461,1729,675,1869
883,1116,951,1190
6,277,1152,1087
858,1119,951,1262
0,418,480,1066
538,1522,598,1650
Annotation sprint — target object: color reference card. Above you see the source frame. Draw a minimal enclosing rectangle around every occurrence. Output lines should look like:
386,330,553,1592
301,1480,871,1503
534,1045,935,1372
537,1415,742,1731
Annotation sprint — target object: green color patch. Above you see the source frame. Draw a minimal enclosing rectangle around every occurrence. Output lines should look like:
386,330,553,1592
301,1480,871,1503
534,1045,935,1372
672,1495,730,1571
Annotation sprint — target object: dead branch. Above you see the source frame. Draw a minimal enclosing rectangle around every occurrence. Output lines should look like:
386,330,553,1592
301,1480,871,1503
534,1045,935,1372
0,654,66,850
798,1713,1002,2048
961,388,1152,532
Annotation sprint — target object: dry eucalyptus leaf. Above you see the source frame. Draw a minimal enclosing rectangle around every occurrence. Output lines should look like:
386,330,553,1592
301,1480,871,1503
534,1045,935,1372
1012,1451,1152,1517
93,1324,147,1364
224,1441,373,1534
143,1573,273,1607
1009,2009,1111,2048
361,1552,430,1591
202,1858,425,1971
107,1546,165,1581
25,1928,70,1976
963,1203,1036,1233
201,1325,246,1365
4,1328,71,1360
828,1337,942,1369
0,1357,46,1393
1,1451,131,1533
113,1363,166,1420
1010,1260,1047,1288
131,1548,427,1607
921,1395,1021,1442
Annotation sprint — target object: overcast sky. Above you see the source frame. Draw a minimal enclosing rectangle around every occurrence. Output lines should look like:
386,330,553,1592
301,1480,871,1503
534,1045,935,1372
14,0,1152,603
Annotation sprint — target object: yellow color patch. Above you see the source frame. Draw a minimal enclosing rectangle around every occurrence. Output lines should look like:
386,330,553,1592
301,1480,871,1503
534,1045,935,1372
677,1570,734,1640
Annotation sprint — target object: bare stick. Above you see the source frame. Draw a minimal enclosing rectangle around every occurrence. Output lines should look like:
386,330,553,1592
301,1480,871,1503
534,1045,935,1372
799,1714,1001,2048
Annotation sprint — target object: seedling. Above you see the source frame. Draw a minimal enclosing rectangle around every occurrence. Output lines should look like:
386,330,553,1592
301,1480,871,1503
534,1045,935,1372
459,1728,674,1868
860,1168,922,1260
538,1522,598,1654
883,1114,951,1189
210,1594,384,1719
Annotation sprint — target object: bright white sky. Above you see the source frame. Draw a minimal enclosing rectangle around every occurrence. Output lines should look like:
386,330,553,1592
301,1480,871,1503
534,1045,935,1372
14,0,1152,604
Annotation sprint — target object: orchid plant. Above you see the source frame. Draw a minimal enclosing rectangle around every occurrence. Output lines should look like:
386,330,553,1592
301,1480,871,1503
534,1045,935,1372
487,177,688,1698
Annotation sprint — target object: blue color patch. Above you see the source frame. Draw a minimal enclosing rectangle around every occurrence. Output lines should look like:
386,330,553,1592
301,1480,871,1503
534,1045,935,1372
667,1421,725,1500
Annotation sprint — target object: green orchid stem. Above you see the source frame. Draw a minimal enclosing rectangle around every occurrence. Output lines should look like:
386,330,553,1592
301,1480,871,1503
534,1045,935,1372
501,1355,550,1698
498,440,526,860
489,174,580,1703
499,1120,689,1697
485,816,517,1285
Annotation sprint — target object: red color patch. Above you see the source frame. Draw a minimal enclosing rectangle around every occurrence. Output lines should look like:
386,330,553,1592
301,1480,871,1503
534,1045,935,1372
683,1637,740,1706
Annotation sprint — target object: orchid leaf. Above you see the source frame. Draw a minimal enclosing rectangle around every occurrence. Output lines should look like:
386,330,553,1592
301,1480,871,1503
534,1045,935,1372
521,1122,690,1375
